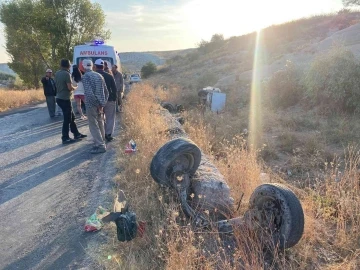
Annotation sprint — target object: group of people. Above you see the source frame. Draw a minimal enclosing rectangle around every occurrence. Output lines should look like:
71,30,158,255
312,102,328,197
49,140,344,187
41,58,124,154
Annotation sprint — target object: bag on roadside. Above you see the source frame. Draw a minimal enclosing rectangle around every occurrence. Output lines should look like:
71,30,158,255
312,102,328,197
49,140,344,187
115,211,137,242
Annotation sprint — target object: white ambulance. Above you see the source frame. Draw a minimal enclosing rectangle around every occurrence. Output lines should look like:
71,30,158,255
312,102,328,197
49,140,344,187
72,39,121,72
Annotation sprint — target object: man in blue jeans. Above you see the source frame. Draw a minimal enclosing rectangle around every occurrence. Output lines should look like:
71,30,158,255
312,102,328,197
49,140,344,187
55,59,87,144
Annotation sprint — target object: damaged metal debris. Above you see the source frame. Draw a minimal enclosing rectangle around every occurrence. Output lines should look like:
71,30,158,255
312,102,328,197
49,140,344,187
101,102,304,253
150,137,304,250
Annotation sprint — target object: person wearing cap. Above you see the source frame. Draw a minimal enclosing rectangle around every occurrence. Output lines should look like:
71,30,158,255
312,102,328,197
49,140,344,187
95,59,117,142
112,64,124,113
82,59,109,154
55,59,87,144
41,69,57,118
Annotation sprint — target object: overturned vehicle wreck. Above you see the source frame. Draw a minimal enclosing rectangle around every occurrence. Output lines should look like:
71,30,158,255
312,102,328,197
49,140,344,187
150,137,304,250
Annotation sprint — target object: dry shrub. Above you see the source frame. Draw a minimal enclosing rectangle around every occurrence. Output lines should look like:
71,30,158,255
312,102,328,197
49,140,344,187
179,107,360,269
286,146,360,269
0,88,44,112
183,110,262,203
305,46,360,113
265,61,304,109
108,84,280,269
107,83,360,269
312,146,360,247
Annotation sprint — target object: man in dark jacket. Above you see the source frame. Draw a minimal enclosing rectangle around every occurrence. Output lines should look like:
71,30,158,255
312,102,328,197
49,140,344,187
95,59,117,142
41,69,57,118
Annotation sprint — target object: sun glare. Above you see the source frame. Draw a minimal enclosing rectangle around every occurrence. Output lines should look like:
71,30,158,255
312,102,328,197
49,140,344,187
183,0,342,40
249,29,264,150
183,1,270,39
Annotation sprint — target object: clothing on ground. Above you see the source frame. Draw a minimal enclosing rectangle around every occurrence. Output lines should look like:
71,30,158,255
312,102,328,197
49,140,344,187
87,106,106,148
82,70,108,108
97,70,117,102
55,69,72,100
41,77,57,96
46,96,56,117
104,101,116,135
56,98,80,141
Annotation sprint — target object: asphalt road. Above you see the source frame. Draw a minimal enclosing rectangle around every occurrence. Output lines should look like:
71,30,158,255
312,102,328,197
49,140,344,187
0,103,118,270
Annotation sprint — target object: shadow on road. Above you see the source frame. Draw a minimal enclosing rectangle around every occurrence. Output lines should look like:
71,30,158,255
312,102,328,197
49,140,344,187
0,147,90,205
0,119,88,154
0,144,62,171
3,223,103,270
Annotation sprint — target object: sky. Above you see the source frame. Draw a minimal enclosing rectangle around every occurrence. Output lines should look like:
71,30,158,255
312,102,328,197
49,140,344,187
0,0,344,63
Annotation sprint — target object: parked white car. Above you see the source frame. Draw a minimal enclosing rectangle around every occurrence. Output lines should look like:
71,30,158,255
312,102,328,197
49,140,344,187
129,74,142,84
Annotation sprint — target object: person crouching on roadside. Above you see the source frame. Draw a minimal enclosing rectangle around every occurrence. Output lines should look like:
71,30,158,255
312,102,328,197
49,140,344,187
71,65,87,120
82,59,109,154
41,69,57,118
95,59,117,142
55,59,87,144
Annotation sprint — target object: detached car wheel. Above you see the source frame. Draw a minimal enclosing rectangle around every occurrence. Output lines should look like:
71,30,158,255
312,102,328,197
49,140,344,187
248,183,304,249
150,138,202,187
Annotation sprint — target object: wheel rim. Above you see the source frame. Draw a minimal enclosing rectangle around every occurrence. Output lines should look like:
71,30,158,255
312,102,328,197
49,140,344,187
253,196,283,235
165,153,195,178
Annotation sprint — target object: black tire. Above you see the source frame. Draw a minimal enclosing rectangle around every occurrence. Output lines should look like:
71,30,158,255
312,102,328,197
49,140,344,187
161,102,176,113
248,183,304,249
150,138,202,187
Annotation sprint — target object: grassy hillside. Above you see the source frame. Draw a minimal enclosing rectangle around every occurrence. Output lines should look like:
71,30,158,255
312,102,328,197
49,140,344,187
152,10,360,87
98,84,360,269
147,10,360,179
98,11,360,268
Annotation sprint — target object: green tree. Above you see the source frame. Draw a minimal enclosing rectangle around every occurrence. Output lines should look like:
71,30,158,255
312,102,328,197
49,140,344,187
141,62,157,79
266,61,304,108
197,33,225,54
0,0,110,88
210,33,224,43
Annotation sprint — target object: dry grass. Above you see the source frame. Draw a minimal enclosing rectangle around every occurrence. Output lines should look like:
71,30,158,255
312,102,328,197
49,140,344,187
100,84,360,269
0,88,44,112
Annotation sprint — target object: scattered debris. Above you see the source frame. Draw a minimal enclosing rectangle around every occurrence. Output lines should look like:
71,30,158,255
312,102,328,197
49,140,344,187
198,86,226,112
125,139,137,153
150,137,304,249
102,190,142,242
84,206,110,232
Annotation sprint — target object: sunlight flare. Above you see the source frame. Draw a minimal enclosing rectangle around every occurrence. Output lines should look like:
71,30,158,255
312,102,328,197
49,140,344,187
249,30,265,151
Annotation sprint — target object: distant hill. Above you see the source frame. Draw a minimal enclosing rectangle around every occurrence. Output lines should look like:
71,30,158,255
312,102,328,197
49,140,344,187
151,11,360,88
119,49,194,72
119,52,164,72
0,63,15,75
